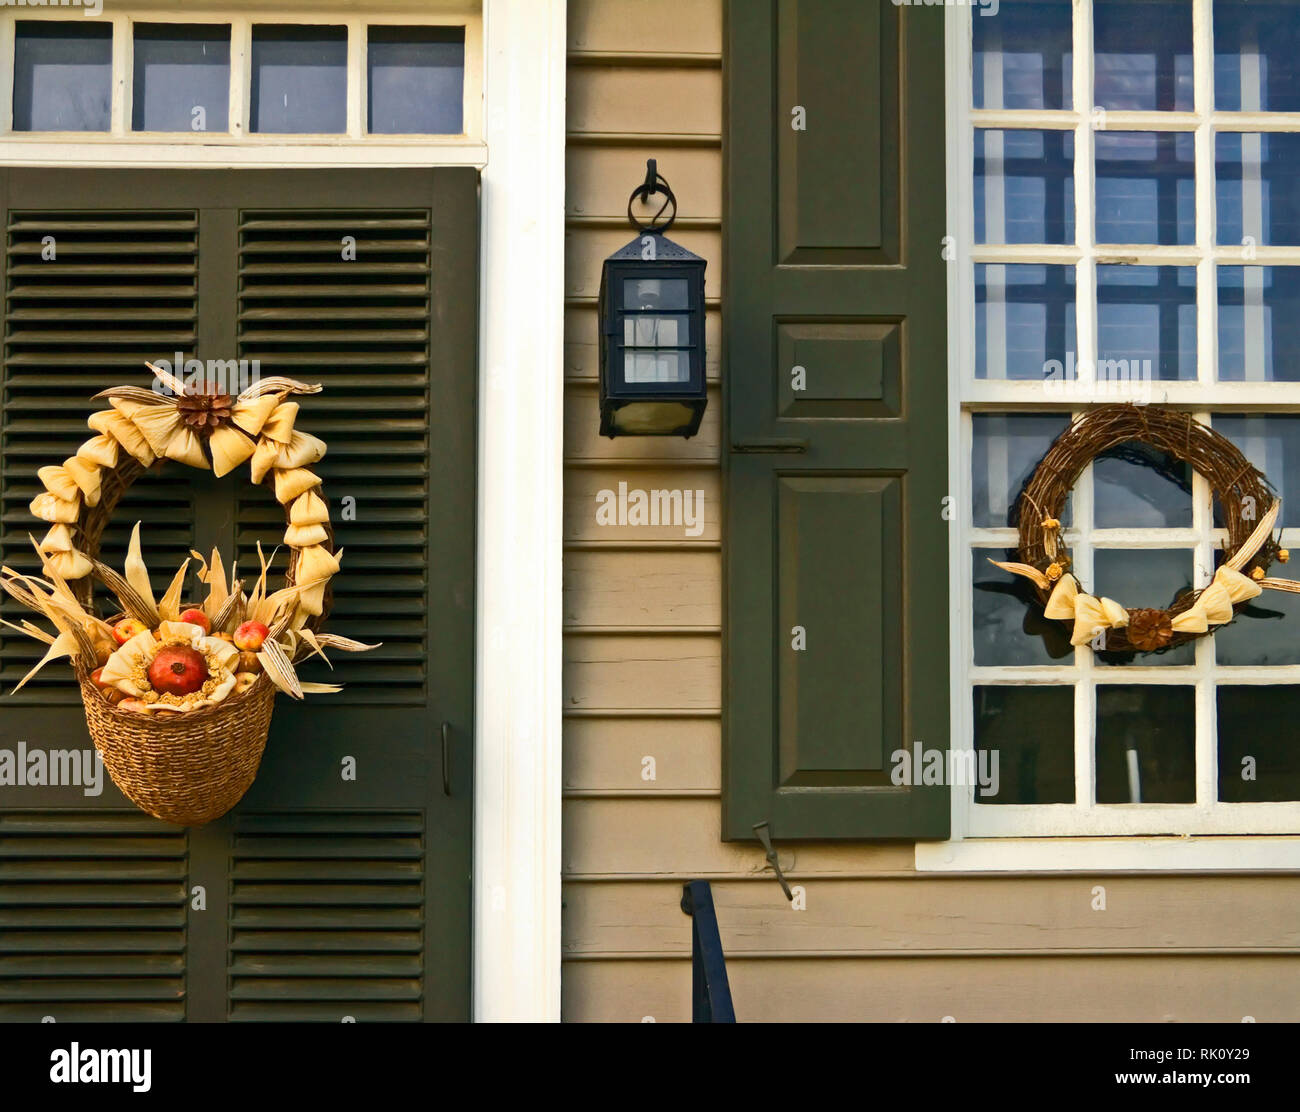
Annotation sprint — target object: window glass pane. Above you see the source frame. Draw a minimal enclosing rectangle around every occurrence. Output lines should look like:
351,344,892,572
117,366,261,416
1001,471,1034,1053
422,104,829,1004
1217,686,1300,801
1215,578,1300,665
250,25,346,134
13,21,112,132
1093,0,1193,112
972,0,1073,110
1093,441,1192,528
623,278,689,311
132,24,230,133
1096,265,1197,381
367,26,464,135
975,129,1075,245
1216,132,1300,247
1216,267,1300,382
1095,132,1195,245
976,264,1076,380
1096,685,1196,803
973,686,1075,804
624,351,689,384
1212,414,1300,528
623,315,689,347
1093,549,1195,666
974,550,1073,666
1215,0,1300,113
971,412,1072,528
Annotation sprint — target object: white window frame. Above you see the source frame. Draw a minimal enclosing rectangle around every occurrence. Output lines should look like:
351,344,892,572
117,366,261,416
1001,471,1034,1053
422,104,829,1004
0,0,567,1018
0,2,485,165
920,0,1300,872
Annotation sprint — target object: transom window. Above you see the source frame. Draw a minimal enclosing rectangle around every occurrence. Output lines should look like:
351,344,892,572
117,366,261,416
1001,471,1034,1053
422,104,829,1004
949,0,1300,843
0,7,481,145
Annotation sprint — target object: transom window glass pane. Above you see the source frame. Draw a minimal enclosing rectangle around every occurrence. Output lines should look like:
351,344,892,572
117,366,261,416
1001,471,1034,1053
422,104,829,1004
1096,265,1197,381
1093,0,1193,112
1217,267,1300,382
975,264,1076,380
974,129,1075,245
250,25,346,134
1095,132,1195,246
132,24,231,133
972,0,1073,110
1215,0,1300,113
13,20,112,132
367,26,465,135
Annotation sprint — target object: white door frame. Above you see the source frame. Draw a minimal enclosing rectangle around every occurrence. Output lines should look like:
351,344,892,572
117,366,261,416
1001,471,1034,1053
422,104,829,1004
473,0,566,1022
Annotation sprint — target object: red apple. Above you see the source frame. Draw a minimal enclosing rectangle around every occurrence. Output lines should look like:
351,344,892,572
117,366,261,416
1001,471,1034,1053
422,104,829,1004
90,667,112,690
179,608,211,634
118,698,146,713
234,620,270,652
112,618,148,645
147,645,209,696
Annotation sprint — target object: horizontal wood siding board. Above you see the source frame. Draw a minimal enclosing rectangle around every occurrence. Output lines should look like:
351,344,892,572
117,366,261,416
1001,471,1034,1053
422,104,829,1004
562,876,1300,955
563,955,1300,1022
569,0,723,55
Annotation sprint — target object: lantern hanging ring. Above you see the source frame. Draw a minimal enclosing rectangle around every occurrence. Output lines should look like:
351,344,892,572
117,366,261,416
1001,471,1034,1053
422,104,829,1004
627,158,677,234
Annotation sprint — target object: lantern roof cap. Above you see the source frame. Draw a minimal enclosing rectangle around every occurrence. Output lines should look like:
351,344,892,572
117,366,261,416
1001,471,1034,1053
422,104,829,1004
608,231,705,263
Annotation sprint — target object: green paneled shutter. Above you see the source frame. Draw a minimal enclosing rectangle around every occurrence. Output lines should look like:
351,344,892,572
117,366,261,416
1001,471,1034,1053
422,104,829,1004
723,1,950,840
0,169,476,1020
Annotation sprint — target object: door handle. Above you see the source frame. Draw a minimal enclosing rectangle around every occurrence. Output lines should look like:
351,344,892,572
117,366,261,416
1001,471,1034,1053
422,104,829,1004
730,437,809,454
440,721,451,797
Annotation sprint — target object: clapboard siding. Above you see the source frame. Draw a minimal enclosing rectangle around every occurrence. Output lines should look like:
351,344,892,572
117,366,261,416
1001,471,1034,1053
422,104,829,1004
562,0,1300,1022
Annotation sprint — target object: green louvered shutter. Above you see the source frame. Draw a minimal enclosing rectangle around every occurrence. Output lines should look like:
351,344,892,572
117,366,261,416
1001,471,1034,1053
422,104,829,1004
723,1,950,839
0,169,476,1020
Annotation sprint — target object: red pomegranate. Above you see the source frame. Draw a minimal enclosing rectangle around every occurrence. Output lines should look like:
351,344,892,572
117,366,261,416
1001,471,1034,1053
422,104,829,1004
147,645,209,696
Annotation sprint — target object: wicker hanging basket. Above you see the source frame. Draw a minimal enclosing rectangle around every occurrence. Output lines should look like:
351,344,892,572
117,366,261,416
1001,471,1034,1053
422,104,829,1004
2,369,370,827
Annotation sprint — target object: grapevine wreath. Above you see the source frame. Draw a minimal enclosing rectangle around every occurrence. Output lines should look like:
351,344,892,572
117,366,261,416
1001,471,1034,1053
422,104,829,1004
0,364,377,826
990,404,1300,654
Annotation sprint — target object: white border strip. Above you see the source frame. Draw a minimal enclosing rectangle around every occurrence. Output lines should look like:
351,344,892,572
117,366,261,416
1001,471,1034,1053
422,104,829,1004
473,0,565,1022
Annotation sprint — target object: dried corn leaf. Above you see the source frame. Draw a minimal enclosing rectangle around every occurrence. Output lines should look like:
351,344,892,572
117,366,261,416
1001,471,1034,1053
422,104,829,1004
12,631,78,693
295,626,333,668
299,682,344,694
158,558,191,622
0,618,55,645
145,360,188,398
90,557,159,627
124,523,157,614
236,376,321,401
257,638,302,699
314,632,382,652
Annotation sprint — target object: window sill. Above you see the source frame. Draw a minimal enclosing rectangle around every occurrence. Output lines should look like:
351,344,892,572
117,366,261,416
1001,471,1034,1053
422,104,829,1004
915,836,1300,872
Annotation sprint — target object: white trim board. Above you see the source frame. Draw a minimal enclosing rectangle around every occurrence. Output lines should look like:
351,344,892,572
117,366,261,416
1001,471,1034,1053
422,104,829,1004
473,0,566,1022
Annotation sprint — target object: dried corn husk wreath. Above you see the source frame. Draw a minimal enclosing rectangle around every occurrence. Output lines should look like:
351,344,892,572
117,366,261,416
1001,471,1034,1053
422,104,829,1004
991,404,1300,654
0,365,377,825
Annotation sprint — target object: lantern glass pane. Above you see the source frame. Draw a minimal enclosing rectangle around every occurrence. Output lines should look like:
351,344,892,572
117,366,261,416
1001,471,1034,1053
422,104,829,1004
612,402,696,435
623,278,690,310
623,315,690,348
624,351,690,384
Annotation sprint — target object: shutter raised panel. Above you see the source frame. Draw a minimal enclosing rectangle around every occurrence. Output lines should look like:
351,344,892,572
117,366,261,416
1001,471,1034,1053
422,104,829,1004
723,1,950,840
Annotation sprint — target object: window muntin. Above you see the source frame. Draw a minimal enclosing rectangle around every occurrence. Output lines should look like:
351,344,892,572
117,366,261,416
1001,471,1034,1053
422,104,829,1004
955,0,1300,840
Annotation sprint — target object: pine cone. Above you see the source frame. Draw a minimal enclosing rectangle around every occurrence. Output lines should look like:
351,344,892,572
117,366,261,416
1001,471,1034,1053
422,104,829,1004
1126,608,1173,651
175,390,233,435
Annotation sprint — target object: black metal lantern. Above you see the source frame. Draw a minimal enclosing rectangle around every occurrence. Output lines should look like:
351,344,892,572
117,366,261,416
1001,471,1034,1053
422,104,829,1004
599,161,707,437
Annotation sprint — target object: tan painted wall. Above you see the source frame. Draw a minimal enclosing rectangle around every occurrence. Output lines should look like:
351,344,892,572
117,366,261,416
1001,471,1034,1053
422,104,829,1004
561,0,1300,1022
